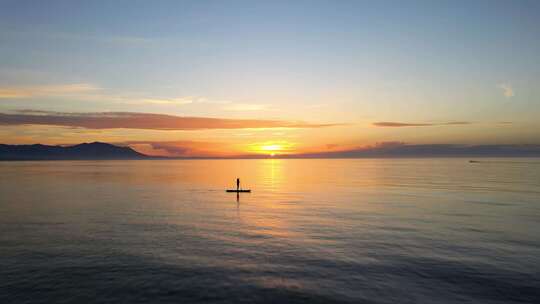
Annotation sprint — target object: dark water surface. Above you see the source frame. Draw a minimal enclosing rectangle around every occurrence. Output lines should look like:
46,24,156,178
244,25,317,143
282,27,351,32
1,159,539,303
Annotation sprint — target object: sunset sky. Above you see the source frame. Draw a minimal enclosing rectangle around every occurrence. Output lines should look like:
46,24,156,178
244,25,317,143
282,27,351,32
1,0,539,157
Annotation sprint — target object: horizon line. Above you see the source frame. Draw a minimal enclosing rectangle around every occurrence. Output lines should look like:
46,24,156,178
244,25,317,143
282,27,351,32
2,141,540,160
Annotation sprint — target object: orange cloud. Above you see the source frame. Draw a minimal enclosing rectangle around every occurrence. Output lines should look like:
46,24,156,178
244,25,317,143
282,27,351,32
123,140,228,157
0,84,99,98
373,121,471,127
0,110,342,130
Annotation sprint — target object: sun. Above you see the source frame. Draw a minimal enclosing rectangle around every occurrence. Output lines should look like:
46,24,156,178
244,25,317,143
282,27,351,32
260,144,282,152
250,142,293,156
260,144,281,156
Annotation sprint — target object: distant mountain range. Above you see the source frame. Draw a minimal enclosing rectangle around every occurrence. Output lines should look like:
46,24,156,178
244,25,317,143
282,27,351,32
284,143,540,158
0,142,148,160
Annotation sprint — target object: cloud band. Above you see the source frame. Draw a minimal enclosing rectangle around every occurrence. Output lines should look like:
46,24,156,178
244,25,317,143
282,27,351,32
0,110,340,130
373,121,471,127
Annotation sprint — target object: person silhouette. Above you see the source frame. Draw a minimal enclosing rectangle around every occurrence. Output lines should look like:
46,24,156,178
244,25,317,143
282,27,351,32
236,178,240,191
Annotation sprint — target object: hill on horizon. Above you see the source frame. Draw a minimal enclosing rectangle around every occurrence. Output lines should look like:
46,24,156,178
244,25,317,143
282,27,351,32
0,142,148,160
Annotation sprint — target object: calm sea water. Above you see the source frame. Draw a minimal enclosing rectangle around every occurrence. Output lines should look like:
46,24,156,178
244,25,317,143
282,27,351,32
1,159,539,303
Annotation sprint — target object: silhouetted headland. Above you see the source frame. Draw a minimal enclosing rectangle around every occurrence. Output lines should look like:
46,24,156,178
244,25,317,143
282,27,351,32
0,142,148,160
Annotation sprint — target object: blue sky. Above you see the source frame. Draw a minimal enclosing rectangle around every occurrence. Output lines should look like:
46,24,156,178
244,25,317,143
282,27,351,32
1,0,539,155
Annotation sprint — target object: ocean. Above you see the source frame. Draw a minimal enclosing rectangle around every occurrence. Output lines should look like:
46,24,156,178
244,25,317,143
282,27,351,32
1,158,539,303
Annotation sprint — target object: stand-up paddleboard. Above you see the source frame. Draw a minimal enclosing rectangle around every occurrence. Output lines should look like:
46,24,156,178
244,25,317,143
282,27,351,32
226,189,251,193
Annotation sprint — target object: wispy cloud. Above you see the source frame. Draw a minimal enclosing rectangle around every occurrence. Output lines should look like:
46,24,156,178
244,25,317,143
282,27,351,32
0,83,271,112
373,121,471,127
129,97,195,105
1,29,153,46
120,96,231,106
498,83,514,98
0,110,342,130
0,84,100,99
121,140,224,157
0,83,193,105
223,103,270,111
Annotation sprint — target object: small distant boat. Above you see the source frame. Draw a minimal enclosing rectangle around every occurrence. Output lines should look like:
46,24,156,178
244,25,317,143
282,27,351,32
469,160,480,163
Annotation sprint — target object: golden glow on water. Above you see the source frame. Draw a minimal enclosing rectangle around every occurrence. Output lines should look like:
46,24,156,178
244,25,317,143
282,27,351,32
5,159,538,244
262,159,283,190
